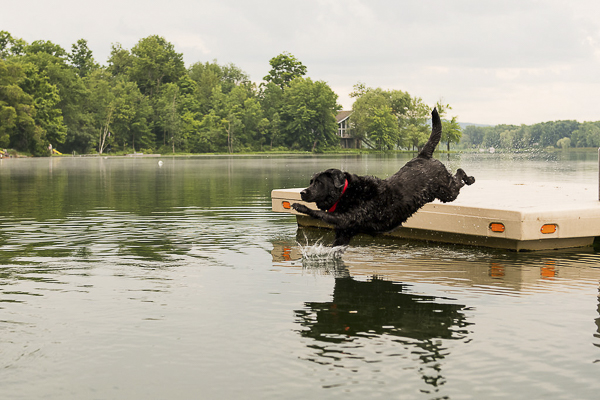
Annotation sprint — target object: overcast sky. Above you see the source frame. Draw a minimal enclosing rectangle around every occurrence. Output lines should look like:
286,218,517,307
3,0,600,125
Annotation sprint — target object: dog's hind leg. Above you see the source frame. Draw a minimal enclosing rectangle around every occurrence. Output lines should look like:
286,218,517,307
456,168,475,185
437,169,475,203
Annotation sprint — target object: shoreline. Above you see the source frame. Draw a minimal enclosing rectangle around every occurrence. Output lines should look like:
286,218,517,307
3,147,598,158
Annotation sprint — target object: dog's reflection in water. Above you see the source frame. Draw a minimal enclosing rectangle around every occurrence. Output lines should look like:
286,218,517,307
295,269,471,392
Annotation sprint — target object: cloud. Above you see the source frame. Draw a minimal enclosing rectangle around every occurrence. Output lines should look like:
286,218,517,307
2,0,600,124
168,33,211,57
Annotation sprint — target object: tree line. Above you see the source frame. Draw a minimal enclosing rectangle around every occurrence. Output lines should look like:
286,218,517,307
0,32,343,156
1,31,465,156
2,30,597,157
461,120,600,150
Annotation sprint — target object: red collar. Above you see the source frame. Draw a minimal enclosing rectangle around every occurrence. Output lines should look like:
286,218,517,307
327,179,348,213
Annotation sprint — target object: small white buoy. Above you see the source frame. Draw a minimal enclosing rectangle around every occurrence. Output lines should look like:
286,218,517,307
158,160,163,167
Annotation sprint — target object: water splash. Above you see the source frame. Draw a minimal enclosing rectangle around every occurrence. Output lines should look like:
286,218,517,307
296,241,349,277
298,242,347,261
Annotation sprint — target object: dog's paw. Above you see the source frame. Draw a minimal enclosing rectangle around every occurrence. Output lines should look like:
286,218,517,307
465,176,475,185
292,203,310,214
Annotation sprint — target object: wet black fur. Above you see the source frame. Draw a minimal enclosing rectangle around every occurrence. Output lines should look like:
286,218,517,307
292,108,475,246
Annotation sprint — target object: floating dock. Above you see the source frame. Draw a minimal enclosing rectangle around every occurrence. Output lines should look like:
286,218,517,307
271,180,600,251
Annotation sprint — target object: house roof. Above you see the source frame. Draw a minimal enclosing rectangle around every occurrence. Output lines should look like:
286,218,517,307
335,110,353,123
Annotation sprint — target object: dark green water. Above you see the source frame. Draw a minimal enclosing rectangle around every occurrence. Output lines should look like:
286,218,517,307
1,153,599,399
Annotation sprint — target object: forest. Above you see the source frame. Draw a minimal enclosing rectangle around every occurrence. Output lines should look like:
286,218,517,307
1,31,598,157
0,31,460,156
460,120,600,150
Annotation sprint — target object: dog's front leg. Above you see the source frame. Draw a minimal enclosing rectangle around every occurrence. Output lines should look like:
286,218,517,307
293,204,354,246
291,203,343,226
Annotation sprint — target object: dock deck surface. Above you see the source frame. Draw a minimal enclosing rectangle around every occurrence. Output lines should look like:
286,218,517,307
271,180,600,251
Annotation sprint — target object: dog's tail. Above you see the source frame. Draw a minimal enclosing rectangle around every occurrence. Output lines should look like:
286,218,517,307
418,107,442,159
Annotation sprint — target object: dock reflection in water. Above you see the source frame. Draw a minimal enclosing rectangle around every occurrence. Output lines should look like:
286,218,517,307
272,235,600,397
288,226,600,294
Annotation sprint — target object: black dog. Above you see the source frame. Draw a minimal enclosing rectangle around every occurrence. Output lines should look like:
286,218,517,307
292,108,475,246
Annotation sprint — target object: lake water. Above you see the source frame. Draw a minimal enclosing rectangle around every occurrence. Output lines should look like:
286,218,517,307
1,151,600,400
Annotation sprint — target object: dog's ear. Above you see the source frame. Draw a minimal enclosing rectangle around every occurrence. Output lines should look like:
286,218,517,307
331,170,347,189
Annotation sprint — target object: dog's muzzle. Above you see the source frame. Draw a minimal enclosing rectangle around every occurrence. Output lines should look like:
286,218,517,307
300,189,309,201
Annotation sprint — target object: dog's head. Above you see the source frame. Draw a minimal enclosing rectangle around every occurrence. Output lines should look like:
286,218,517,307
300,168,347,210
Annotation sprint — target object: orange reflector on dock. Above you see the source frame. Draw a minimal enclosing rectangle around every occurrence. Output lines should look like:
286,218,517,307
489,223,505,233
541,224,557,234
282,201,291,209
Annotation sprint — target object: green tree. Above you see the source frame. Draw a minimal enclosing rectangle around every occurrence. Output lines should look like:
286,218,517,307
228,85,264,150
436,101,462,152
85,69,116,154
188,60,249,115
69,39,98,78
62,74,96,155
556,137,571,149
350,84,414,149
20,62,66,149
404,125,428,151
155,83,182,151
441,116,462,151
107,36,187,151
207,83,265,152
571,122,600,148
483,128,501,149
349,81,369,98
0,59,41,151
88,73,153,154
399,96,430,151
221,63,250,94
1,35,74,155
266,112,282,150
279,77,340,151
188,61,222,114
110,80,153,152
259,82,284,149
128,35,186,98
535,120,579,148
190,110,226,153
351,87,392,141
178,108,202,152
154,82,201,153
24,40,67,58
21,39,98,153
263,52,307,90
107,43,133,77
368,106,399,150
462,125,485,148
0,31,26,58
